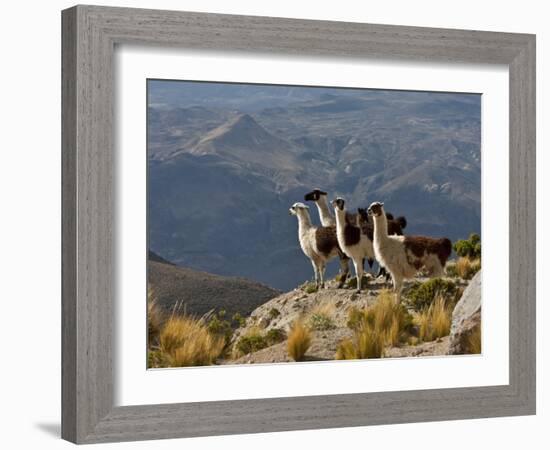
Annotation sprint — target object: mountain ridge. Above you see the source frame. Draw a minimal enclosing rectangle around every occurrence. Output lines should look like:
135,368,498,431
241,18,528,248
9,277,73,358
147,87,481,290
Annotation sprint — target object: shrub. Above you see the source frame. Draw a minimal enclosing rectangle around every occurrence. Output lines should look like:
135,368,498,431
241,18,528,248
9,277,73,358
445,261,458,278
416,296,452,342
335,273,346,283
456,257,481,280
207,312,233,347
235,330,268,355
232,312,246,328
453,233,482,260
406,278,460,311
287,319,312,361
302,282,318,294
266,328,286,345
158,316,225,367
268,308,281,319
308,302,336,331
309,313,335,331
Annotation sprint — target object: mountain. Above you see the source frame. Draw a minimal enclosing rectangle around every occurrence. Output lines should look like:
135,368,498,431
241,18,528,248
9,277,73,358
147,85,481,290
148,251,280,318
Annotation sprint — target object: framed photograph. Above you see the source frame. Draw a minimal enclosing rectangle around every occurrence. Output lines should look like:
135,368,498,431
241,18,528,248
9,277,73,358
62,5,536,444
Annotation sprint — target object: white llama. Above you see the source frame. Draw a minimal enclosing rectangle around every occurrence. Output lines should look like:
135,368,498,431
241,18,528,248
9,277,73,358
367,201,452,301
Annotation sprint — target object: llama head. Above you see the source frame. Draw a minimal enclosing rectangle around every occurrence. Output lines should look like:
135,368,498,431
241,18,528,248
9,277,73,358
304,188,328,202
289,202,310,216
331,197,346,211
367,202,385,217
357,207,368,221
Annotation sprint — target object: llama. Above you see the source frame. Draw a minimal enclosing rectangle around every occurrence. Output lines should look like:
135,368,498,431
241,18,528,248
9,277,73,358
304,189,335,227
367,201,452,302
289,202,349,289
304,189,371,269
304,188,362,228
331,197,375,293
305,188,407,242
357,207,407,280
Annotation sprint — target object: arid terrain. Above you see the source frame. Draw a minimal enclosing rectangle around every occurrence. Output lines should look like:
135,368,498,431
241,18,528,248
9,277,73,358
148,245,482,368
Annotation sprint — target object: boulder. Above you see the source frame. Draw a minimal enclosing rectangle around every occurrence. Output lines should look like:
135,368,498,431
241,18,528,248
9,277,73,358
448,270,481,354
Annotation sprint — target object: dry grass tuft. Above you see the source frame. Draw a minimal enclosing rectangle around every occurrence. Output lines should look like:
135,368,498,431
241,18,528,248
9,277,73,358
466,325,482,354
336,327,384,360
147,288,164,345
287,319,312,361
348,290,412,346
158,315,225,367
337,290,412,359
416,296,452,342
455,257,481,280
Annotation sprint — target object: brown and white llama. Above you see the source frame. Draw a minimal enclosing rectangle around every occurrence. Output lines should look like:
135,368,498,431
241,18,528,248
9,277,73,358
289,202,349,289
367,201,452,302
331,197,375,293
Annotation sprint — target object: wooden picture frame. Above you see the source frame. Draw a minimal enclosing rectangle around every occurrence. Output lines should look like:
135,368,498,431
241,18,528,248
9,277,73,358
62,5,536,444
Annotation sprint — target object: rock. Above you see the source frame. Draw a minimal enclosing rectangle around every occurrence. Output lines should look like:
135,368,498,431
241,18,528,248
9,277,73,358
448,270,481,354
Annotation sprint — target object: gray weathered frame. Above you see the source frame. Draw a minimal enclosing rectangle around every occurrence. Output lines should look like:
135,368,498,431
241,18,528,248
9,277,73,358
62,5,536,444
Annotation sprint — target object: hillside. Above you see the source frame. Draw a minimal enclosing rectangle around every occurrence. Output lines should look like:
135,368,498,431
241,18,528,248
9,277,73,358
148,252,280,318
148,254,482,368
226,277,454,364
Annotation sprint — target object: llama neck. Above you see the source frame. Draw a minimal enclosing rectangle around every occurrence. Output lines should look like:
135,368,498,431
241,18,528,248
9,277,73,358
297,211,313,234
334,207,346,232
373,213,389,243
316,196,335,226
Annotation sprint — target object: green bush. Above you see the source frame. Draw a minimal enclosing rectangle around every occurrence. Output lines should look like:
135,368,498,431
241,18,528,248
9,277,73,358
266,328,286,345
207,313,233,346
445,261,458,278
268,308,281,319
231,312,246,328
302,282,318,294
406,278,460,311
309,313,335,331
236,334,268,355
453,233,482,259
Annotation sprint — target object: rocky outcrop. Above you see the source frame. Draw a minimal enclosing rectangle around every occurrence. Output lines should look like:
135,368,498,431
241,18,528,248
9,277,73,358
448,270,481,354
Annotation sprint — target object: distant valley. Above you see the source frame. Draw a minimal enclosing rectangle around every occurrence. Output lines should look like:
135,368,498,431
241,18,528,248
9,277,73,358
148,82,481,290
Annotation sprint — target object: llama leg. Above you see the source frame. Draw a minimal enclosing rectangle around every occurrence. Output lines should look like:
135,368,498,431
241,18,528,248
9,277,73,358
311,260,320,288
354,259,364,293
319,262,326,289
337,258,349,288
392,275,403,304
